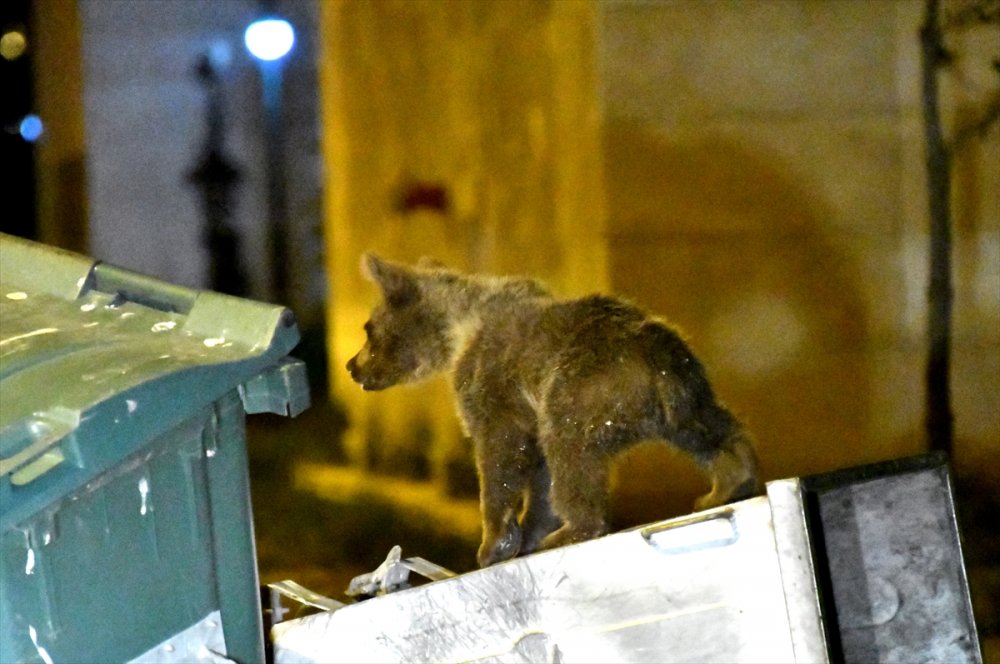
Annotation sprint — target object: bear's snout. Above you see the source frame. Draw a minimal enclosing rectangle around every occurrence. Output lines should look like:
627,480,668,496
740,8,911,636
346,353,364,383
346,348,383,390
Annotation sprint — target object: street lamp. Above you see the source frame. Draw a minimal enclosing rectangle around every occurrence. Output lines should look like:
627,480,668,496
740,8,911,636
245,14,295,304
244,18,294,62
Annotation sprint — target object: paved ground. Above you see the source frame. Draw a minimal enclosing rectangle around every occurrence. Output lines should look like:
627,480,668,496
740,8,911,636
245,402,479,603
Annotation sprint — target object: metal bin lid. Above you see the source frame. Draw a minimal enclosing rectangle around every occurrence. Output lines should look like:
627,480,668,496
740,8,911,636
0,233,309,530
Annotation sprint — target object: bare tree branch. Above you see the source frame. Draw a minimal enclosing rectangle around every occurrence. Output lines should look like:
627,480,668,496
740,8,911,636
943,0,1000,30
950,90,1000,150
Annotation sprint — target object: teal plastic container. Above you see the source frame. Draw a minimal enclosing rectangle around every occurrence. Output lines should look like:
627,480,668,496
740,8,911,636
0,234,309,663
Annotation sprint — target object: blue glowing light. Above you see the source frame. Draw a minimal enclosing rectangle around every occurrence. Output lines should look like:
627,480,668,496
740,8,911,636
244,18,295,62
19,114,43,142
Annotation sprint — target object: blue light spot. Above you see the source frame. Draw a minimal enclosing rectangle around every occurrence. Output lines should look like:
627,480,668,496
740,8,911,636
19,114,43,142
244,18,295,62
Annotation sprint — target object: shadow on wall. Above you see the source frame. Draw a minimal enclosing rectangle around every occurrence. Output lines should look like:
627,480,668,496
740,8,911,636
603,121,876,526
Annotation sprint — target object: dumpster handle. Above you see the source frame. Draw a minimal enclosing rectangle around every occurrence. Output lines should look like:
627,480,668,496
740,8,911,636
90,263,198,314
640,508,739,555
0,408,80,485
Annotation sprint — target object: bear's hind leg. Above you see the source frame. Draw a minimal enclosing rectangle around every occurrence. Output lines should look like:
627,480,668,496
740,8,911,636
537,429,612,551
694,433,761,510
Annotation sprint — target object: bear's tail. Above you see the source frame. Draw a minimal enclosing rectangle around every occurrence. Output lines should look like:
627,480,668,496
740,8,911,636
693,416,763,510
639,320,763,508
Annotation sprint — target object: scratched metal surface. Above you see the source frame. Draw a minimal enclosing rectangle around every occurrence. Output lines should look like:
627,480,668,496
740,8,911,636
814,463,982,663
273,484,827,664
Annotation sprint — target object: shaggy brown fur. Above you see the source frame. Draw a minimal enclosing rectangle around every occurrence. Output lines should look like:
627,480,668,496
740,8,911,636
347,254,762,567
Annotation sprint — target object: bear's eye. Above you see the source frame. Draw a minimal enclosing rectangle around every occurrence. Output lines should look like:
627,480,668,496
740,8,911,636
363,321,374,337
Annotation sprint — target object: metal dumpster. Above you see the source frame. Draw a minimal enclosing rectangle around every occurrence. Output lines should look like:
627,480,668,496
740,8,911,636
0,233,309,663
271,455,981,663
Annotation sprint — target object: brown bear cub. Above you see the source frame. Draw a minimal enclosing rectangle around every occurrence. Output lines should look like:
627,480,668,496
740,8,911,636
347,254,762,568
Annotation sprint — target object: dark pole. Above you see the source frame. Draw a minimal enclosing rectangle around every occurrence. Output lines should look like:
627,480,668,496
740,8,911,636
260,57,290,305
188,53,248,297
919,0,954,455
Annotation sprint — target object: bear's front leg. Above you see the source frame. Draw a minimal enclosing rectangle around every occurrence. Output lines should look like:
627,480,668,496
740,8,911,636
477,514,522,568
518,459,562,555
475,464,524,567
472,428,540,567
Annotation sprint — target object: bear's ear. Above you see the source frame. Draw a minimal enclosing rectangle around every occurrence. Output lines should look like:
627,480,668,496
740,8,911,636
416,256,447,270
360,252,398,283
362,253,419,307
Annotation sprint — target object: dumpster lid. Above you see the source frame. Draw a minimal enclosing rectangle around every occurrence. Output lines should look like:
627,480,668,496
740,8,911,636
0,233,306,526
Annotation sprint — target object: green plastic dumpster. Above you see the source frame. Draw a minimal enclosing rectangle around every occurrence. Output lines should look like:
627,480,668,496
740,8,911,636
0,233,310,663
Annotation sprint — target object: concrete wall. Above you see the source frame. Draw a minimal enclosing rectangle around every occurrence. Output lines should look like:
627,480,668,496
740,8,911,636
319,0,607,491
76,0,324,319
316,0,997,519
31,1,89,253
66,0,996,512
599,0,999,519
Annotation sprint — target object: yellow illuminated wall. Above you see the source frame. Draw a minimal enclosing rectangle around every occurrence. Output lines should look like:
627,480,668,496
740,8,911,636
30,0,89,252
317,0,998,522
317,0,607,492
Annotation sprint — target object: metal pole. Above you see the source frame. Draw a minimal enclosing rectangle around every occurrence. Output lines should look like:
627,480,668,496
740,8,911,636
261,58,289,305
